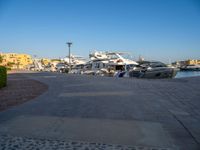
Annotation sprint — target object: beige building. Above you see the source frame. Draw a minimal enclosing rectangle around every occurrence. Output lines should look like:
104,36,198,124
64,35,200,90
41,58,51,66
172,59,200,67
0,53,33,69
185,59,200,65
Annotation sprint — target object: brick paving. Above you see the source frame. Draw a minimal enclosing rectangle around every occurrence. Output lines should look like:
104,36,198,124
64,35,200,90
0,73,48,111
0,72,200,150
0,134,172,150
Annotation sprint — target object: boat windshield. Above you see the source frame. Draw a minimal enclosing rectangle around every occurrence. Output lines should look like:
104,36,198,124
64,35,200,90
119,53,133,60
139,61,167,68
149,62,167,67
107,54,119,59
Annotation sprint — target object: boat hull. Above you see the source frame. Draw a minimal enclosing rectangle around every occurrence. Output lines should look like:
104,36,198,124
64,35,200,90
129,67,178,79
180,68,200,71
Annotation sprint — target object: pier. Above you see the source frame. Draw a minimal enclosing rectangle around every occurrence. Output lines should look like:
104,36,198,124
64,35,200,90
0,71,200,150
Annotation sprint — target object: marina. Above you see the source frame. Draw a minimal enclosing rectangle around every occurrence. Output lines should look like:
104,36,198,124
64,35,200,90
0,0,200,149
27,51,184,79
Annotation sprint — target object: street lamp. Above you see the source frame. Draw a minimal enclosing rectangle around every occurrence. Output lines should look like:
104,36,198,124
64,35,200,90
66,42,72,72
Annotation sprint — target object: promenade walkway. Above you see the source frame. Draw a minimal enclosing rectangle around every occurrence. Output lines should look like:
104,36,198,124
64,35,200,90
0,72,200,150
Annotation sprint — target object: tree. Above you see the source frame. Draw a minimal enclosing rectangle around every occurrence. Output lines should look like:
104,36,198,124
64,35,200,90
0,55,3,64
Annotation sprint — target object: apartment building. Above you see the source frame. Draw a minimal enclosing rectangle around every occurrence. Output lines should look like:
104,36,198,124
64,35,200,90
186,59,200,65
0,53,33,69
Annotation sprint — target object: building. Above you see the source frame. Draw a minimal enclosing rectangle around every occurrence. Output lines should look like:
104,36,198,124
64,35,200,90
0,53,33,69
41,58,51,66
172,59,200,67
185,59,200,65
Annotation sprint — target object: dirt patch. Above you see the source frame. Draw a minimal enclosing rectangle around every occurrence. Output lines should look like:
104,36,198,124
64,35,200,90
0,73,48,111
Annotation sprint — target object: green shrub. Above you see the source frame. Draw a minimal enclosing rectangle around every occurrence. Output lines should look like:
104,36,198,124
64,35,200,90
6,67,11,71
0,66,7,88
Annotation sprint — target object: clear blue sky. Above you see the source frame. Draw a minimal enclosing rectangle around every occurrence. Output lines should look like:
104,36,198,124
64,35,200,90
0,0,200,62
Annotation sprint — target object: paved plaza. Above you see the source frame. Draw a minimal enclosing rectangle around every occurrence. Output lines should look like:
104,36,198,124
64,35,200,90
0,72,200,150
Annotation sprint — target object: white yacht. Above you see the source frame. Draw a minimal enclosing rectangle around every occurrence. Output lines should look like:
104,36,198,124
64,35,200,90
85,51,138,76
129,61,178,79
62,54,87,73
63,54,87,66
106,52,138,71
180,64,200,71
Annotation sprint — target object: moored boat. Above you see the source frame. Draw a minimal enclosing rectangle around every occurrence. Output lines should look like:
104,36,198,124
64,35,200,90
87,51,138,77
129,61,178,79
180,64,200,71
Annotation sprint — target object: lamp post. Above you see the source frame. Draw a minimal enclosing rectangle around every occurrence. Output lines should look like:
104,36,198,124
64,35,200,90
66,42,72,72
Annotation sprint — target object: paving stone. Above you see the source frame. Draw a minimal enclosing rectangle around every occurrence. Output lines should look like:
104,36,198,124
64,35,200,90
1,72,200,149
0,134,174,150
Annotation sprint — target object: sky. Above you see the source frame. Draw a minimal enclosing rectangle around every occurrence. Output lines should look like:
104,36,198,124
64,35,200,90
0,0,200,63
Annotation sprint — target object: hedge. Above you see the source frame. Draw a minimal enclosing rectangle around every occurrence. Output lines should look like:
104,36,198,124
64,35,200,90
0,66,7,88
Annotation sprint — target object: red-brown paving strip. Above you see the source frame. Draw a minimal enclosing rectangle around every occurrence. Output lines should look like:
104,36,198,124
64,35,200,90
0,73,48,111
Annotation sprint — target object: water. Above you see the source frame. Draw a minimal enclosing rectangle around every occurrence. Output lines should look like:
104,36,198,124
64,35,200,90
175,71,200,78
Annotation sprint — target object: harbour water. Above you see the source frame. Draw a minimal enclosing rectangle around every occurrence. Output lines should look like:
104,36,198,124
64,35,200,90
175,71,200,78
